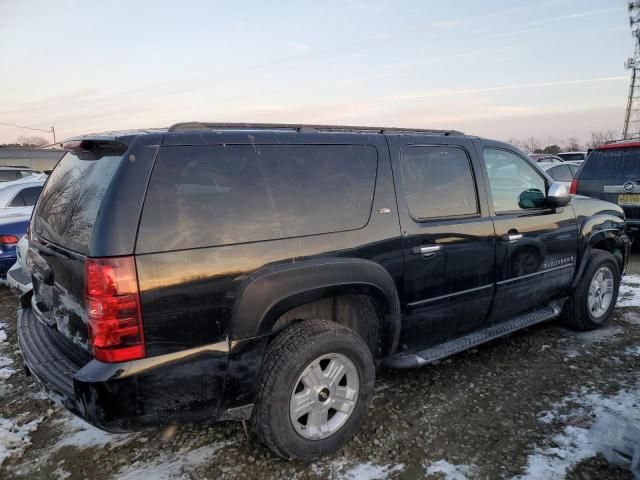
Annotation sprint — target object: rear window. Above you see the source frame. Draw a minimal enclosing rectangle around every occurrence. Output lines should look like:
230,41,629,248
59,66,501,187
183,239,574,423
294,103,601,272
578,147,640,182
0,170,19,181
33,152,123,254
558,153,585,161
137,145,378,252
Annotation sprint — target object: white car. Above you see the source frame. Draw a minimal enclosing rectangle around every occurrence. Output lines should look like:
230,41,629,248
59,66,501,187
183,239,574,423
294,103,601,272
0,174,46,219
7,235,31,295
557,151,588,164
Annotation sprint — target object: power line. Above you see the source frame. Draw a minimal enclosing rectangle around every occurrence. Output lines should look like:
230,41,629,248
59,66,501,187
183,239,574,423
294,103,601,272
0,121,52,134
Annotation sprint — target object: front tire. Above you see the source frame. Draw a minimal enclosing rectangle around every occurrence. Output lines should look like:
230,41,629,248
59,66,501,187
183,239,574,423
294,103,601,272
251,319,375,460
563,249,620,330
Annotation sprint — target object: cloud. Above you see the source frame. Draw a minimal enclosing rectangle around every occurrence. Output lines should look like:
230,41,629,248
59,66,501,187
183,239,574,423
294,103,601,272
287,42,310,52
528,7,625,26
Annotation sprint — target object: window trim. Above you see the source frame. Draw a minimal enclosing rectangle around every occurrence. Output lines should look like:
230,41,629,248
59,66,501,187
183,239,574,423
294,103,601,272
482,146,550,216
400,144,481,223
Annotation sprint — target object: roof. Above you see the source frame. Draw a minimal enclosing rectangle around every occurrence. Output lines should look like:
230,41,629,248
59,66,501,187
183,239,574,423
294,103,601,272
597,141,640,150
167,122,464,136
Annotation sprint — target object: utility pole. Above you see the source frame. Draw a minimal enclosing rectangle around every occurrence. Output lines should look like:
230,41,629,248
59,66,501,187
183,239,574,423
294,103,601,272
624,2,640,139
51,126,56,144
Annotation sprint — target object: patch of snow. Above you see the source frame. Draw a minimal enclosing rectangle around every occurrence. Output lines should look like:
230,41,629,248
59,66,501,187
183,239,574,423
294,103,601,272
0,329,7,344
573,325,623,345
425,460,476,479
625,345,640,356
519,387,640,479
339,462,404,480
0,416,42,465
116,441,233,480
53,465,71,479
0,367,15,381
618,275,640,308
52,413,132,450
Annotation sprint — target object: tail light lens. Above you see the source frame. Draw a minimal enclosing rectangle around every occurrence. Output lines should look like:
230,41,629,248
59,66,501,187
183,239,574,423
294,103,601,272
0,235,19,244
85,256,145,362
569,179,579,194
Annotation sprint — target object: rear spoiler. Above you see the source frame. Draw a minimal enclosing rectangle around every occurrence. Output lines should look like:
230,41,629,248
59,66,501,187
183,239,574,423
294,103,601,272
61,139,128,160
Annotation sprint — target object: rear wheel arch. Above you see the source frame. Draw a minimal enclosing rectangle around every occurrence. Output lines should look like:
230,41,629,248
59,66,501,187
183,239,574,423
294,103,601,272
230,258,401,359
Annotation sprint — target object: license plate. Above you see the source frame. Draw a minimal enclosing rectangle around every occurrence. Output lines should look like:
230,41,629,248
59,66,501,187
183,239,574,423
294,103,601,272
618,194,640,206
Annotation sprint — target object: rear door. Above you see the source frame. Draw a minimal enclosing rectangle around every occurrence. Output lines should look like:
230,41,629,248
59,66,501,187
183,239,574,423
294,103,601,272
478,141,578,322
30,149,125,353
388,135,495,351
576,145,640,223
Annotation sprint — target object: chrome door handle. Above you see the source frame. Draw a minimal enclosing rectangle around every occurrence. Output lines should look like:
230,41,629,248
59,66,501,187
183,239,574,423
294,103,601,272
500,233,523,242
411,245,442,256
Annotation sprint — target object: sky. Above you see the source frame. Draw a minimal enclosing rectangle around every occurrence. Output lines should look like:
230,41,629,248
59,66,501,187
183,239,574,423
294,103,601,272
0,0,633,145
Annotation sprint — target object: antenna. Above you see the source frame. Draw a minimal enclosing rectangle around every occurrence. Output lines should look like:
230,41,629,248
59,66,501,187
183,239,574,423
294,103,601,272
623,2,640,139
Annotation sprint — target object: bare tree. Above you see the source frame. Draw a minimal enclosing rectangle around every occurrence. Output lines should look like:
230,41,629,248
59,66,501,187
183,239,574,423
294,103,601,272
562,137,582,152
587,130,619,148
16,135,48,147
522,137,542,153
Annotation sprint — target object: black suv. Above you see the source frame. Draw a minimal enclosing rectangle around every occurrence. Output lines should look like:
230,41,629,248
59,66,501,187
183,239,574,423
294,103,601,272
571,140,640,235
18,123,630,460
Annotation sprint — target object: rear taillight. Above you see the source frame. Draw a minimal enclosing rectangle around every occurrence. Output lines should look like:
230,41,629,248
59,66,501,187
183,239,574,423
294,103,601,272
0,235,19,244
569,179,579,194
85,256,145,363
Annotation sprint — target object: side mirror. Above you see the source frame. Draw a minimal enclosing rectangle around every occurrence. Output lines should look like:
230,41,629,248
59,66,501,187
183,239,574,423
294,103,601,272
547,181,571,207
518,188,546,209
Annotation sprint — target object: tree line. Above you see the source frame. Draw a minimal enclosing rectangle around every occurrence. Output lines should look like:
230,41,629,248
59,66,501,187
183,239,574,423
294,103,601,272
0,135,50,148
507,130,619,155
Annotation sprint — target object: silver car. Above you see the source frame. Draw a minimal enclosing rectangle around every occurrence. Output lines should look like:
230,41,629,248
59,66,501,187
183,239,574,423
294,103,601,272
537,162,580,188
0,174,46,220
7,235,31,295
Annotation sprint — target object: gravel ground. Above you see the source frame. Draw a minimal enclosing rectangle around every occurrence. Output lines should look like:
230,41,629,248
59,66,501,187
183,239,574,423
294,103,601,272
2,254,640,479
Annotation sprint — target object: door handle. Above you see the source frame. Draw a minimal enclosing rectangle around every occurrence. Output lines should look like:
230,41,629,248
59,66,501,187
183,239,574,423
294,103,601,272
500,233,523,242
411,245,442,256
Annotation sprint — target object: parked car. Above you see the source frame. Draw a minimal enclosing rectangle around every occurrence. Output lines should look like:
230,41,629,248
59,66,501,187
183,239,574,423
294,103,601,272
0,175,46,219
529,153,564,163
0,166,40,182
570,140,640,235
0,216,29,281
18,124,630,460
537,162,579,188
557,151,588,163
7,235,31,295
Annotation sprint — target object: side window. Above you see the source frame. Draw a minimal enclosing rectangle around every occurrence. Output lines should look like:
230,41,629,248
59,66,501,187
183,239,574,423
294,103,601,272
482,148,547,213
568,164,580,176
8,192,25,207
20,186,43,206
0,171,18,182
547,165,573,182
401,146,478,220
138,145,378,252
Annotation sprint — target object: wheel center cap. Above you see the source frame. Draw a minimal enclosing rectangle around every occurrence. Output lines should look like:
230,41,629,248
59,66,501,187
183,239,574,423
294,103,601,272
318,388,330,403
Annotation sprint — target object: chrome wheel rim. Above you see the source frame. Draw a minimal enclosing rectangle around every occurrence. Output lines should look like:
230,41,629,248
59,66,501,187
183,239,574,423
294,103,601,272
588,266,615,320
289,353,359,440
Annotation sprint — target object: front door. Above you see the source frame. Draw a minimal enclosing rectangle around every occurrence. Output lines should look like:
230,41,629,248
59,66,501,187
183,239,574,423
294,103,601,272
477,142,578,322
389,137,496,352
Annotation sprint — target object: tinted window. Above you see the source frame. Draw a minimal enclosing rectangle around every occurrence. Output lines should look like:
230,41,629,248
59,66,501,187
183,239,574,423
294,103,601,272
579,147,640,182
483,148,546,212
547,165,573,182
138,145,378,252
33,152,123,254
558,153,586,161
20,186,43,206
0,170,19,181
8,191,25,207
400,146,477,220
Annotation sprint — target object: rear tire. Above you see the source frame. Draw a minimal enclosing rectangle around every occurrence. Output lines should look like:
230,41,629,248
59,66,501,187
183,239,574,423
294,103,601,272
563,249,620,330
251,319,375,460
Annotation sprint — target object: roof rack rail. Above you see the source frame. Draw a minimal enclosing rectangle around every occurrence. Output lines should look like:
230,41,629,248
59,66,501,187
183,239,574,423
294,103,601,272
167,122,463,136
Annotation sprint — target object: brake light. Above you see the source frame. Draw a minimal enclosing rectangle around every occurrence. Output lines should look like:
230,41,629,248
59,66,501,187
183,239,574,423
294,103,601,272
0,235,18,244
85,256,145,362
569,179,579,194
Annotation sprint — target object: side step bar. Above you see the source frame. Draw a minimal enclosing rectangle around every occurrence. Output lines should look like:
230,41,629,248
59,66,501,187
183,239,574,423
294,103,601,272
385,302,564,369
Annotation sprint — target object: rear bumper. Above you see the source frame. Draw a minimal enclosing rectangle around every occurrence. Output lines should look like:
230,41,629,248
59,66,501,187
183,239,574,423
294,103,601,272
18,307,231,432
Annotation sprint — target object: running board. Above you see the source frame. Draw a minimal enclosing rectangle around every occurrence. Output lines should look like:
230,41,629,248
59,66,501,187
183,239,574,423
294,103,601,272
385,302,564,369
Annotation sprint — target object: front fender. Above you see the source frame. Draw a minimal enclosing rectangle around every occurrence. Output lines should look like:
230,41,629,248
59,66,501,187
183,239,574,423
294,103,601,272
573,214,630,286
230,258,401,357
